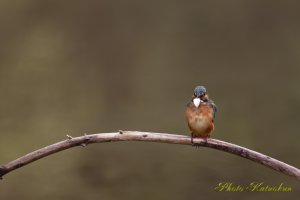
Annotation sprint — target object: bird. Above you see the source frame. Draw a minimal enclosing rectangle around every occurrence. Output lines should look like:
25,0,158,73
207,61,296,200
185,86,217,145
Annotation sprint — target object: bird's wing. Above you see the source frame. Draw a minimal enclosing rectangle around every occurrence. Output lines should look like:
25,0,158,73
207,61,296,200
208,100,217,120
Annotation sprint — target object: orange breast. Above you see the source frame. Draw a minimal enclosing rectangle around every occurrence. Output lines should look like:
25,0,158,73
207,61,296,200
185,102,214,137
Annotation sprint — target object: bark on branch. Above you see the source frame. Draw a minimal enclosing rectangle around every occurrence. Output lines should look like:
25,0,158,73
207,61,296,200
1,131,299,181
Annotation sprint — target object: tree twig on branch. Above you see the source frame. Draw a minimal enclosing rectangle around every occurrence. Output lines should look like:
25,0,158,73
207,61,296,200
0,131,299,181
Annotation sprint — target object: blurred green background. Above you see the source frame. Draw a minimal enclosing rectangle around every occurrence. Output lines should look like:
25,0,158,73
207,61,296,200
0,0,299,199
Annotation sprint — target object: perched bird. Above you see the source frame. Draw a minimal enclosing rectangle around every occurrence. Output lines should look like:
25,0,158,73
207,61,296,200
185,86,217,145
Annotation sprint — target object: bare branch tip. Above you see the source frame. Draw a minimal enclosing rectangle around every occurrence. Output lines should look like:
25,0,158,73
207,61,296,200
66,134,73,139
0,166,7,179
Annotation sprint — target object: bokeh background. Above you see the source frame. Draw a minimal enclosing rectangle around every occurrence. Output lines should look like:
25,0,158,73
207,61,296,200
0,0,299,199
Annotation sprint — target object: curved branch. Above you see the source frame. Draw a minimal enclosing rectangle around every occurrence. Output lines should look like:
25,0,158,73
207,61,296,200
1,131,299,181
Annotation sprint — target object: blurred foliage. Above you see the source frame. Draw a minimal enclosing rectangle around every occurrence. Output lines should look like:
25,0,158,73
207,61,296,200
0,0,299,199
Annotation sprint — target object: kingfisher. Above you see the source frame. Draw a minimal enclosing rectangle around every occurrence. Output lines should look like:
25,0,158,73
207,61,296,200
185,86,217,145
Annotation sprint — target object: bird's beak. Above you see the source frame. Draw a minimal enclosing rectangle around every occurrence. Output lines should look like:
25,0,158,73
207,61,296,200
193,98,201,108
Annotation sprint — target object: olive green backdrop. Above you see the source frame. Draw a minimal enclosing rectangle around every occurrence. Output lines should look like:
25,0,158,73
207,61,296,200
0,1,299,199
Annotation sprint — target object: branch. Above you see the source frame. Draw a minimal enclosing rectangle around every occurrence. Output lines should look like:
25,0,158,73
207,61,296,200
1,131,299,181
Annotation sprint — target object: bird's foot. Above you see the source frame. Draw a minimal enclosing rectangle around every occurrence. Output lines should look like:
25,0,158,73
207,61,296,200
203,137,209,143
191,137,209,147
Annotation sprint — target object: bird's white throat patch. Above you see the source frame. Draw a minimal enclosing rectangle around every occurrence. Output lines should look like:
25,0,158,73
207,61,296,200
193,98,201,108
